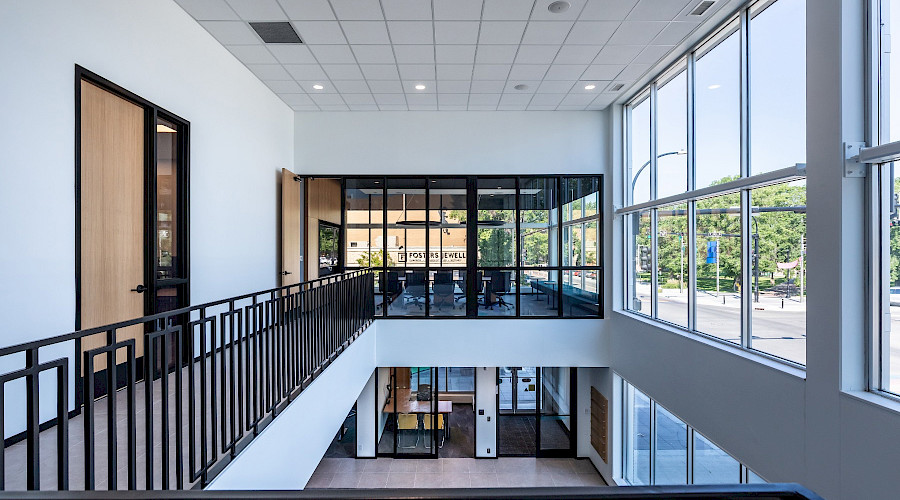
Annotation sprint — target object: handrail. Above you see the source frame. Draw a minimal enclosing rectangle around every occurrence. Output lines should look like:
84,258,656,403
0,270,376,491
0,483,824,499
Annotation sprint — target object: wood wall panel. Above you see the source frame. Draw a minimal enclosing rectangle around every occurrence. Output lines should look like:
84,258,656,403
305,178,341,279
590,386,608,463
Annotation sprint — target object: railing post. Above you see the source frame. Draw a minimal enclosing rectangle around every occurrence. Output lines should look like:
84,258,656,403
25,348,40,491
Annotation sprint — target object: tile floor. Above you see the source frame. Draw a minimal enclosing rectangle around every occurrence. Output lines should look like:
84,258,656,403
306,457,608,489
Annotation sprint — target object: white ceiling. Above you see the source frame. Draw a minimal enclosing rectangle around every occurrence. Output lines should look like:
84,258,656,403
175,0,725,111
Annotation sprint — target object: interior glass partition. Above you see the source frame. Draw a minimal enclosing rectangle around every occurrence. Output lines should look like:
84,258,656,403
428,178,467,316
478,178,517,316
345,178,385,314
386,179,426,317
384,367,438,457
538,367,573,456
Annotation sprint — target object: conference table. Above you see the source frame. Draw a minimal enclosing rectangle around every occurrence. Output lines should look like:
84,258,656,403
385,388,454,437
531,279,600,315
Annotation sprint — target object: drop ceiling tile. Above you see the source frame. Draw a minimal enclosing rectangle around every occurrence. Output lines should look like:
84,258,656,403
341,93,377,104
572,80,609,93
544,64,587,80
406,94,438,106
438,94,470,106
527,105,558,110
226,0,286,19
310,93,347,105
537,80,575,93
627,0,688,21
321,64,364,79
284,64,329,79
564,21,618,45
360,64,401,79
472,64,512,80
478,21,528,44
594,45,643,64
387,21,435,44
521,21,574,44
470,80,507,93
554,45,603,64
439,105,469,110
616,63,651,80
437,80,472,93
436,45,477,64
410,105,439,110
329,0,384,20
309,44,356,63
580,0,639,20
557,104,588,110
561,93,596,105
246,64,292,79
436,64,474,80
267,44,318,64
349,104,381,110
379,104,410,110
199,21,261,44
468,105,499,110
291,105,321,111
653,21,699,45
590,94,617,107
368,80,404,93
279,0,335,20
352,44,396,63
280,93,315,105
508,64,549,80
297,81,336,92
475,45,519,64
607,21,667,45
175,0,239,20
468,94,502,105
497,104,528,110
292,21,347,44
228,45,278,64
514,45,560,64
530,93,565,106
393,45,435,64
381,0,432,20
634,45,673,64
265,80,302,92
435,22,480,44
341,21,391,44
529,0,587,21
403,81,437,93
433,0,484,20
582,64,625,80
500,93,533,105
397,64,436,80
503,80,539,92
320,104,351,110
482,0,534,20
333,80,371,93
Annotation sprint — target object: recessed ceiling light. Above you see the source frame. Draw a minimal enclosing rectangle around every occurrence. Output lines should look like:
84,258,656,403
312,84,324,90
584,84,596,90
707,84,721,90
415,84,426,90
514,84,529,91
548,1,571,14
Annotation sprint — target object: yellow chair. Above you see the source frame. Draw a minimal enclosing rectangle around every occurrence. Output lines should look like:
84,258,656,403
397,413,419,448
423,414,445,449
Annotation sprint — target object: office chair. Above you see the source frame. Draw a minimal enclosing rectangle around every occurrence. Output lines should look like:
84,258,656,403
404,271,426,309
485,270,512,310
385,271,401,304
397,413,419,448
423,414,445,449
432,272,454,311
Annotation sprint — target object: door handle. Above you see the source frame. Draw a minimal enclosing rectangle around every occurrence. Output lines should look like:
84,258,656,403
130,284,148,293
281,271,292,276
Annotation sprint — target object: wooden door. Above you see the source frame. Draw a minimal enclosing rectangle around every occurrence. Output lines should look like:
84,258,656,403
80,80,146,371
282,168,304,286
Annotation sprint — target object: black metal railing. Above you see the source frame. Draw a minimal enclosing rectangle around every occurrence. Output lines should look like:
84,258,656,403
0,484,825,499
0,270,375,491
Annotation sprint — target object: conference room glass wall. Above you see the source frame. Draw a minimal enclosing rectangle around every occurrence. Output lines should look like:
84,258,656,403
342,175,603,319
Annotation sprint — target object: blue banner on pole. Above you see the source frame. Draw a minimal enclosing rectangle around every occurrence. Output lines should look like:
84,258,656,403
706,241,718,264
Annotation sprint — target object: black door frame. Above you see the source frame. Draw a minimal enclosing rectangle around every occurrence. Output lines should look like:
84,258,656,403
74,65,190,408
496,367,578,458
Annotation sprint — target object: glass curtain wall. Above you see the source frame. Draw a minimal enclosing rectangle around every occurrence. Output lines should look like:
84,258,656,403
344,175,601,318
622,380,764,486
622,0,807,365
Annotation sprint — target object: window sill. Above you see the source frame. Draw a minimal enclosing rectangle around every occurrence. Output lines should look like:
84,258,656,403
842,389,900,416
614,309,807,380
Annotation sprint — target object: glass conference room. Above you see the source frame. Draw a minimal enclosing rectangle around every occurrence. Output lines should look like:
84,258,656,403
344,175,602,318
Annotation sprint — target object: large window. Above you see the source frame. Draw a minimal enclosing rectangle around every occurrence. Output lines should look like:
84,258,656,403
622,0,807,366
621,380,764,486
344,175,602,318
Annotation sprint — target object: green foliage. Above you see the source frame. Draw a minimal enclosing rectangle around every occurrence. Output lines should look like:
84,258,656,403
892,177,900,286
356,249,393,267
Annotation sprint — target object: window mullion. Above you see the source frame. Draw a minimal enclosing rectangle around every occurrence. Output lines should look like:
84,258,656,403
739,6,752,349
649,400,657,485
687,51,697,331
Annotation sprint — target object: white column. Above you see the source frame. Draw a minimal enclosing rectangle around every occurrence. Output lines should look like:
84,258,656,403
475,367,497,458
356,370,377,458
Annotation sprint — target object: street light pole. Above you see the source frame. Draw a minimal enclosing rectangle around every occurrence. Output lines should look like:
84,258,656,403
751,215,760,303
630,150,688,196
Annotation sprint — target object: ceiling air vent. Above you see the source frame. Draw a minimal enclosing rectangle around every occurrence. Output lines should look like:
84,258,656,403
611,83,625,92
689,0,716,16
249,22,303,44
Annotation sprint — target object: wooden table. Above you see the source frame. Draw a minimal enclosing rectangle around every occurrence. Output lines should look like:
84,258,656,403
384,388,454,437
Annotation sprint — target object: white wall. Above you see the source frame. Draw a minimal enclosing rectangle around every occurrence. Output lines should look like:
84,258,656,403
474,367,497,458
209,325,377,490
0,1,292,436
356,370,377,458
294,111,606,175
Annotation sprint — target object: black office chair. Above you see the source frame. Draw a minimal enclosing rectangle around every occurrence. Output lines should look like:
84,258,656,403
405,271,426,309
385,271,401,304
432,272,454,311
484,270,512,310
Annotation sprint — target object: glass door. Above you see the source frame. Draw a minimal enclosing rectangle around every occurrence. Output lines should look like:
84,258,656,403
498,367,539,456
393,367,438,458
538,367,576,457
